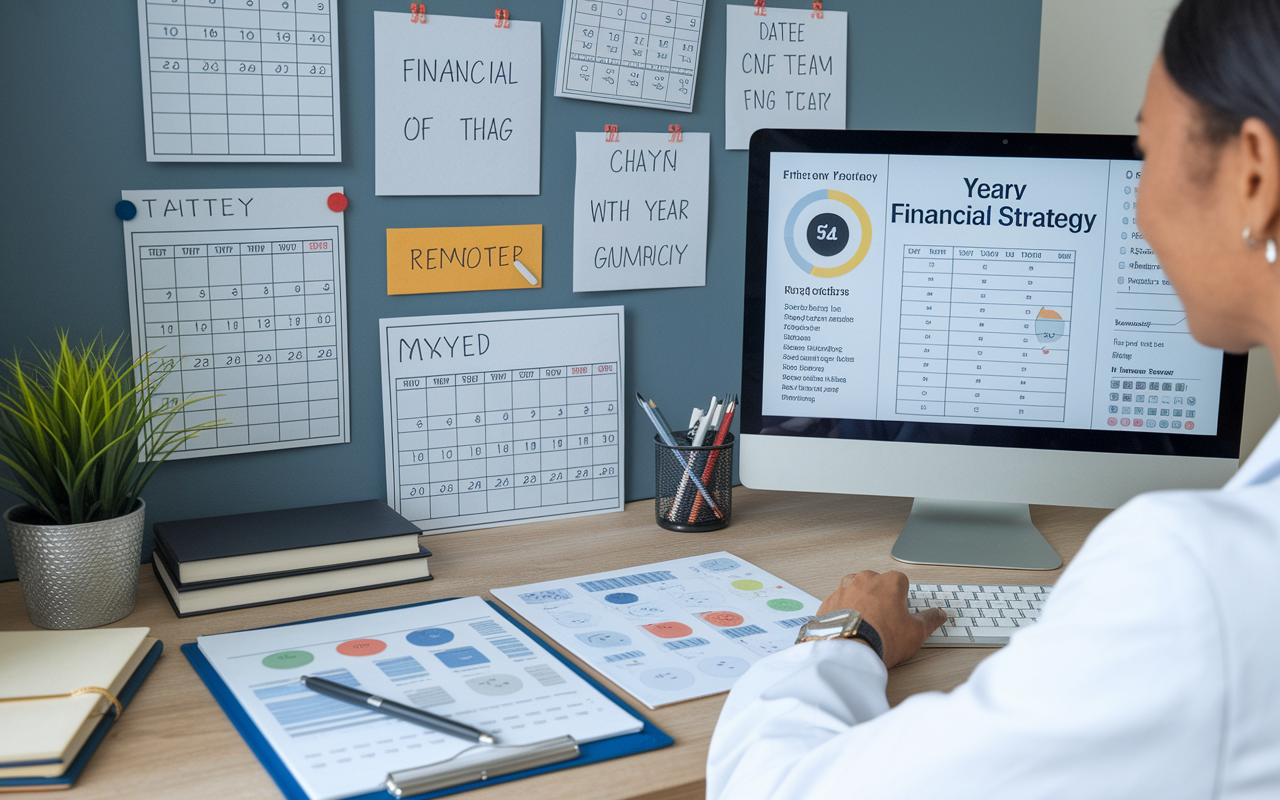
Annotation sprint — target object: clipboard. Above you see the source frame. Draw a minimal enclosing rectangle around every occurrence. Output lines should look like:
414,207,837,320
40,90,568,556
182,598,673,800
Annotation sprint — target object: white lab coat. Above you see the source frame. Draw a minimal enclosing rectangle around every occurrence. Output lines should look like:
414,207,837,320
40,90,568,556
707,420,1280,799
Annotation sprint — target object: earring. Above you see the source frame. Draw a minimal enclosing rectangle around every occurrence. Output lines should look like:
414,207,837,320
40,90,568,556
1243,226,1258,248
1268,239,1277,264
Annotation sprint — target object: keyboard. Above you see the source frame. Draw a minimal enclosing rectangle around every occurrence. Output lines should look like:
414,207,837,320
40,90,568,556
910,583,1052,648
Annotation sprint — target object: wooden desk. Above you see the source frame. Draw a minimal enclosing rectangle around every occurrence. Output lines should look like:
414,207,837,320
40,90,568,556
0,489,1106,800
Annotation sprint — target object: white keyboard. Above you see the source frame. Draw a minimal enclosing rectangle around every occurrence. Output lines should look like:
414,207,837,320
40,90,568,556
911,583,1052,647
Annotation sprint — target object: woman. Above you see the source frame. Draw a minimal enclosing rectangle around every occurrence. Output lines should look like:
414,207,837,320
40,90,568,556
707,0,1280,796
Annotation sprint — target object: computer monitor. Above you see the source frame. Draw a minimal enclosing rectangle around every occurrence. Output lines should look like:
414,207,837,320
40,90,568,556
740,130,1248,570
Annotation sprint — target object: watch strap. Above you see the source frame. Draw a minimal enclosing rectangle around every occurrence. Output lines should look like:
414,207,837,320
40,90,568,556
850,620,884,661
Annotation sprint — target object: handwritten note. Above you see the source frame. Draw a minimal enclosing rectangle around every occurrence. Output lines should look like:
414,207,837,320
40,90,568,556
386,225,542,295
573,131,709,292
374,11,541,195
723,4,847,150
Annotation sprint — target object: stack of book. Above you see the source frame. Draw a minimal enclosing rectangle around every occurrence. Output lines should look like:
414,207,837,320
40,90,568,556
152,500,430,617
0,628,162,791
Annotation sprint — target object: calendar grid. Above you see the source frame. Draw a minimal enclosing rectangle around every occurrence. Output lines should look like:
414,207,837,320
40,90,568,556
132,226,346,455
139,0,341,161
394,363,621,524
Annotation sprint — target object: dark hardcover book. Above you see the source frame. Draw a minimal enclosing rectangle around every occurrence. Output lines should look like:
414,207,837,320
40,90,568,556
153,547,433,618
153,500,422,584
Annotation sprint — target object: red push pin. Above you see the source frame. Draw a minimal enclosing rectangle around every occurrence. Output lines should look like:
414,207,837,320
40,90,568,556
327,192,348,212
668,124,682,142
605,124,619,142
410,3,423,23
811,1,823,18
754,0,766,16
494,8,509,27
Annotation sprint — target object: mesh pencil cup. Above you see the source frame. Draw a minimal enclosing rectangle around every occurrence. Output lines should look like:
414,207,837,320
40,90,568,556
654,433,734,532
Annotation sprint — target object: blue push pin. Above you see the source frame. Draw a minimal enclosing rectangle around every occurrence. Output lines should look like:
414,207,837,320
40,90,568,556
115,200,137,221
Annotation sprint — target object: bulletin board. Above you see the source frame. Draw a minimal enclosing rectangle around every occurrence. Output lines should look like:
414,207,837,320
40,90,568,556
0,1,1041,580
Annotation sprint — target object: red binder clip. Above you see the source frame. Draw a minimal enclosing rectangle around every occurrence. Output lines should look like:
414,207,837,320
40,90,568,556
668,124,682,143
811,1,823,19
410,3,425,23
754,0,766,16
494,9,510,27
605,125,619,142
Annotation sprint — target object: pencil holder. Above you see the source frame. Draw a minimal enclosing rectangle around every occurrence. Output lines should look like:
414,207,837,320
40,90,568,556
654,432,734,532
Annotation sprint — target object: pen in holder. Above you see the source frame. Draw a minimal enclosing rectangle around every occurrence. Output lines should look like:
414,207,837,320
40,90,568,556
653,432,734,532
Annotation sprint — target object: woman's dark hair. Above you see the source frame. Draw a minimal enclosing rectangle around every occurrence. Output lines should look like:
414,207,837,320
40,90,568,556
1164,0,1280,144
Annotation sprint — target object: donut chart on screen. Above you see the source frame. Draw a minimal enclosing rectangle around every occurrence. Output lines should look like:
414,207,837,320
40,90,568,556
784,189,873,278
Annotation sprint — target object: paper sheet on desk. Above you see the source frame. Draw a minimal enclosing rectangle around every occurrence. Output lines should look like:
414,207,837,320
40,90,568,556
493,552,821,708
196,597,641,800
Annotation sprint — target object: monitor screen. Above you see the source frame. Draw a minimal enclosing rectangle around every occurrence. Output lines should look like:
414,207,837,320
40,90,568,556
742,130,1247,459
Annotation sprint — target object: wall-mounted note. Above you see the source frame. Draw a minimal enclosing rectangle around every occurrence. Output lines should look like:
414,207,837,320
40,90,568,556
386,224,542,295
573,131,709,293
374,11,541,195
723,4,847,150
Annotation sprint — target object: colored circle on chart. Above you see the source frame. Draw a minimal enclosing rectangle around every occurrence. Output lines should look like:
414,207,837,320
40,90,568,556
261,650,314,670
699,558,739,572
784,189,873,278
639,668,696,691
406,628,455,647
604,592,639,605
337,638,387,657
466,674,523,696
698,611,745,628
698,656,751,678
732,580,764,591
767,598,805,613
642,621,694,639
627,603,667,618
577,631,633,648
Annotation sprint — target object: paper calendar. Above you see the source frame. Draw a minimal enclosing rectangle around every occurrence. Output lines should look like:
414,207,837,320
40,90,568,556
380,307,625,534
121,186,350,459
554,0,705,112
136,0,342,162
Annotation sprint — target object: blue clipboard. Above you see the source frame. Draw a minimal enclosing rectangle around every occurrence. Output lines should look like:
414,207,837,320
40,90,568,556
182,597,674,800
0,640,164,791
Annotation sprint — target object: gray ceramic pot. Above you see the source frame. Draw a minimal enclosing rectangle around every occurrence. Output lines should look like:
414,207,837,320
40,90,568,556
4,500,146,629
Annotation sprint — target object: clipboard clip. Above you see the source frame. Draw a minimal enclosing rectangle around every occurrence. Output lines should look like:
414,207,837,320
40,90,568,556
385,735,580,797
605,124,620,142
494,8,510,27
811,1,823,19
754,0,766,16
410,3,426,23
668,124,682,143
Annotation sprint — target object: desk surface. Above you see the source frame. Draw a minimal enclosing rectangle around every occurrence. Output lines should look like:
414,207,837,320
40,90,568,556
0,489,1106,800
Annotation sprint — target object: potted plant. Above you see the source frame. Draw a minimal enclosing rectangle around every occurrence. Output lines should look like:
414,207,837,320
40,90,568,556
0,333,212,629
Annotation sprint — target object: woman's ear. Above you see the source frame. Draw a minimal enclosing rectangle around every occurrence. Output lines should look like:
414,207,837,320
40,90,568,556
1238,117,1280,239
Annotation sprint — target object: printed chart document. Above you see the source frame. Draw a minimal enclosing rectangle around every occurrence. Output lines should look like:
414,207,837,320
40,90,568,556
574,131,710,292
724,4,847,150
555,0,705,112
121,186,350,459
375,11,541,196
136,0,342,162
761,153,1224,433
196,597,643,800
493,552,820,708
380,307,624,533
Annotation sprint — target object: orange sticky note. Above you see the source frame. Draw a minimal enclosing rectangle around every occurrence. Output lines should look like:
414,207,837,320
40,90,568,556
386,224,542,295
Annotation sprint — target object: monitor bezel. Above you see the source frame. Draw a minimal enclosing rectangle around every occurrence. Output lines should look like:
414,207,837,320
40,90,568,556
741,129,1248,460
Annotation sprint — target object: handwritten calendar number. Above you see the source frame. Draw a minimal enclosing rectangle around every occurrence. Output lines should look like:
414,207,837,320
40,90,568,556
192,357,210,368
502,412,509,421
277,32,292,42
599,466,616,477
202,28,219,39
582,405,591,415
474,415,482,424
522,475,537,484
161,60,182,71
495,443,510,454
599,433,616,444
286,351,303,361
416,420,424,429
310,66,327,75
199,289,206,298
156,324,175,335
493,477,510,488
225,355,241,366
310,33,326,43
316,348,333,358
574,469,590,479
524,441,537,451
240,30,255,40
468,481,482,491
551,438,563,449
239,63,257,73
191,321,209,333
316,314,332,324
438,484,454,494
275,64,290,74
409,486,426,497
226,320,239,331
577,436,590,446
440,449,453,460
257,318,271,329
162,26,179,37
470,446,482,456
257,353,272,363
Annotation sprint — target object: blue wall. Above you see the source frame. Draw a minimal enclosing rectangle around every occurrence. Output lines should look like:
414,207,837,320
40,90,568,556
0,0,1040,581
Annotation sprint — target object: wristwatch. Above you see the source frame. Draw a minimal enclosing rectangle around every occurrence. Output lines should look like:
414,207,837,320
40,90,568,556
795,609,884,660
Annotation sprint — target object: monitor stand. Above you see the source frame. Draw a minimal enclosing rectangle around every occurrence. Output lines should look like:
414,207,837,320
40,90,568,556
891,498,1062,570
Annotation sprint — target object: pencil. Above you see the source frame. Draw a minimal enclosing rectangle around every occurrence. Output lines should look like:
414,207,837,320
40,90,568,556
688,394,736,523
634,393,723,518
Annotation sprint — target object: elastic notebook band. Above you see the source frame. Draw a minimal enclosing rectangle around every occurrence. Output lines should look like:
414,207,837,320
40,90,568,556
0,686,122,718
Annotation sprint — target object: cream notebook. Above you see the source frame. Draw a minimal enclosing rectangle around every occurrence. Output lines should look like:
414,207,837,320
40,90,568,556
0,628,153,778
